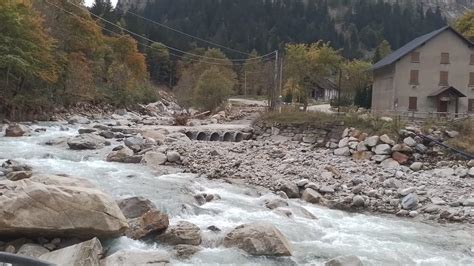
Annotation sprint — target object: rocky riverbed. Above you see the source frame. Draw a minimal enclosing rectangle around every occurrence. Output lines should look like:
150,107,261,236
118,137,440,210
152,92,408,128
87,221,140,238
0,113,473,265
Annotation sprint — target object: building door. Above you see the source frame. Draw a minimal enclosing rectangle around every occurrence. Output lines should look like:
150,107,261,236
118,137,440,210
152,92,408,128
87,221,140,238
438,100,448,113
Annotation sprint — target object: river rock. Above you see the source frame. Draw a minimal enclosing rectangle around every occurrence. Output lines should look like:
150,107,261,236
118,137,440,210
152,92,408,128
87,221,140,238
364,136,379,147
6,170,32,181
39,238,102,266
124,135,156,152
126,210,169,240
156,221,201,246
0,178,128,239
379,134,395,145
67,134,107,150
141,151,167,166
29,175,96,188
223,222,292,256
334,147,351,156
264,198,289,210
410,162,423,171
403,137,416,147
392,152,409,164
380,158,400,169
5,123,30,137
101,250,170,266
463,198,474,207
467,160,474,167
338,138,350,148
278,180,300,198
325,255,363,266
301,188,323,204
374,144,391,155
166,151,181,163
68,115,90,125
352,195,365,207
174,244,202,259
106,146,134,163
401,193,418,210
468,167,474,177
392,144,413,153
117,196,156,219
17,243,50,258
1,159,32,173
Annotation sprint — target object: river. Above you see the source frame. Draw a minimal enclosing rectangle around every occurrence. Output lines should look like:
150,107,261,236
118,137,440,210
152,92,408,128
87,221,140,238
0,123,473,265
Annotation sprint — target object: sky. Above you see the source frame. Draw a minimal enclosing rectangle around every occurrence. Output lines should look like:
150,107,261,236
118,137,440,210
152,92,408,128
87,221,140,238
84,0,118,7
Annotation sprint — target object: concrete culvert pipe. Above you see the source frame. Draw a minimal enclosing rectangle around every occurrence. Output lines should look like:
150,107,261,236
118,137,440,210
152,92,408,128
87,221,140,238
234,132,244,142
210,132,220,141
185,131,195,140
223,132,233,142
196,132,207,141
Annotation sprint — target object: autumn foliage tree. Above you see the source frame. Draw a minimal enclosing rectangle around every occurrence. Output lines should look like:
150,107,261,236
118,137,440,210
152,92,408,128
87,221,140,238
455,11,474,41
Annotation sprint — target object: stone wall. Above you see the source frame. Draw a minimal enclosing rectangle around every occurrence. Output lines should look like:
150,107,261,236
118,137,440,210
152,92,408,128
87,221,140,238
252,121,345,145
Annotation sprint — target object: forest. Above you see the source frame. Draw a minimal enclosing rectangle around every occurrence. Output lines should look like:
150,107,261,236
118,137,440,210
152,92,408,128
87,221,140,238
0,0,472,120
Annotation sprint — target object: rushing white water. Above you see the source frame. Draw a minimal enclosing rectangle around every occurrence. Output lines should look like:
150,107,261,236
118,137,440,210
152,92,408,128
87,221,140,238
0,123,473,265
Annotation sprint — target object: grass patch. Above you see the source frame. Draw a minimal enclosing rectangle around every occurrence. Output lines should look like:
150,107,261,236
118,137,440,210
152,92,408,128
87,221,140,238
256,110,405,139
446,118,474,156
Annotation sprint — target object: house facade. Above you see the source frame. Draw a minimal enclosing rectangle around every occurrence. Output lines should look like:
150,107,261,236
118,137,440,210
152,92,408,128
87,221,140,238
311,78,338,102
372,26,474,115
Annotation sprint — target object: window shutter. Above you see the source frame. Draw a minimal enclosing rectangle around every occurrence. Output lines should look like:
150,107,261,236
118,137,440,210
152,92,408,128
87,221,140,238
439,71,448,86
469,99,474,113
411,52,420,63
440,53,450,64
408,97,417,111
410,70,419,85
470,72,474,86
470,54,474,65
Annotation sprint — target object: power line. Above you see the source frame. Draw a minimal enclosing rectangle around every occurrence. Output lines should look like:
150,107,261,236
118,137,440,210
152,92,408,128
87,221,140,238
64,0,276,63
113,5,252,57
44,0,275,66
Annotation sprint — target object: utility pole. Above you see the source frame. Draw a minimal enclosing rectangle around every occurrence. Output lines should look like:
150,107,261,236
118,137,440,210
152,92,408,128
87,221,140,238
338,67,342,113
244,71,247,98
279,57,283,97
271,50,279,110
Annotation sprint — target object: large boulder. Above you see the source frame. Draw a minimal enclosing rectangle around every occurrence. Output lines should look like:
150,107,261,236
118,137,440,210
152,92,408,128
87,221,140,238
106,146,136,163
156,221,201,246
278,180,300,198
141,151,167,166
124,135,156,153
17,243,50,258
126,210,169,240
0,178,128,239
301,188,323,204
223,222,292,256
101,250,170,266
67,134,107,150
325,255,364,266
6,170,32,181
401,193,418,210
5,123,30,137
374,144,392,155
117,196,156,219
39,238,102,266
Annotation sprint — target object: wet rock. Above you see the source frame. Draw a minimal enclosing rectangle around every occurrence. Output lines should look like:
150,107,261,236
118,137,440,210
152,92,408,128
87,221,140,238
141,151,167,166
166,151,181,163
265,198,289,210
106,146,135,163
126,210,169,240
29,175,96,188
301,188,323,204
374,144,392,155
6,171,32,181
1,159,32,173
278,180,300,198
5,123,30,137
207,225,221,232
101,250,170,266
223,222,292,256
68,115,89,125
401,193,418,210
0,178,128,239
117,196,156,219
39,238,102,266
324,255,363,266
173,244,202,259
78,128,97,134
67,134,107,150
334,147,351,156
16,243,49,258
156,221,201,246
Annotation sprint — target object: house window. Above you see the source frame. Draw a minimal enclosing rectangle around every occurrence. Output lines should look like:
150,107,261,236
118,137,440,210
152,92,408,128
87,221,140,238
440,53,450,64
469,99,474,113
408,97,418,111
439,71,449,86
470,54,474,65
470,72,474,87
409,70,419,85
411,52,420,63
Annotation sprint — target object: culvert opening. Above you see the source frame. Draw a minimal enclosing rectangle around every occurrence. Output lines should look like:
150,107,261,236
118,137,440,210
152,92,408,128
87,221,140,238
234,132,244,142
197,132,207,141
210,132,220,141
223,132,233,142
185,131,194,140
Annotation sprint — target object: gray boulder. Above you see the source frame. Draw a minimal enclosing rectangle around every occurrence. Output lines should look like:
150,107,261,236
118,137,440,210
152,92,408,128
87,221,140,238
403,137,417,147
166,151,181,163
301,188,323,204
106,146,135,163
39,238,102,266
101,250,170,266
156,221,201,246
5,123,30,137
364,136,379,147
67,134,107,150
374,144,392,155
17,243,49,258
126,210,169,240
334,147,351,156
141,151,167,166
401,193,418,210
223,222,292,256
279,180,300,198
117,196,156,219
325,255,364,266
